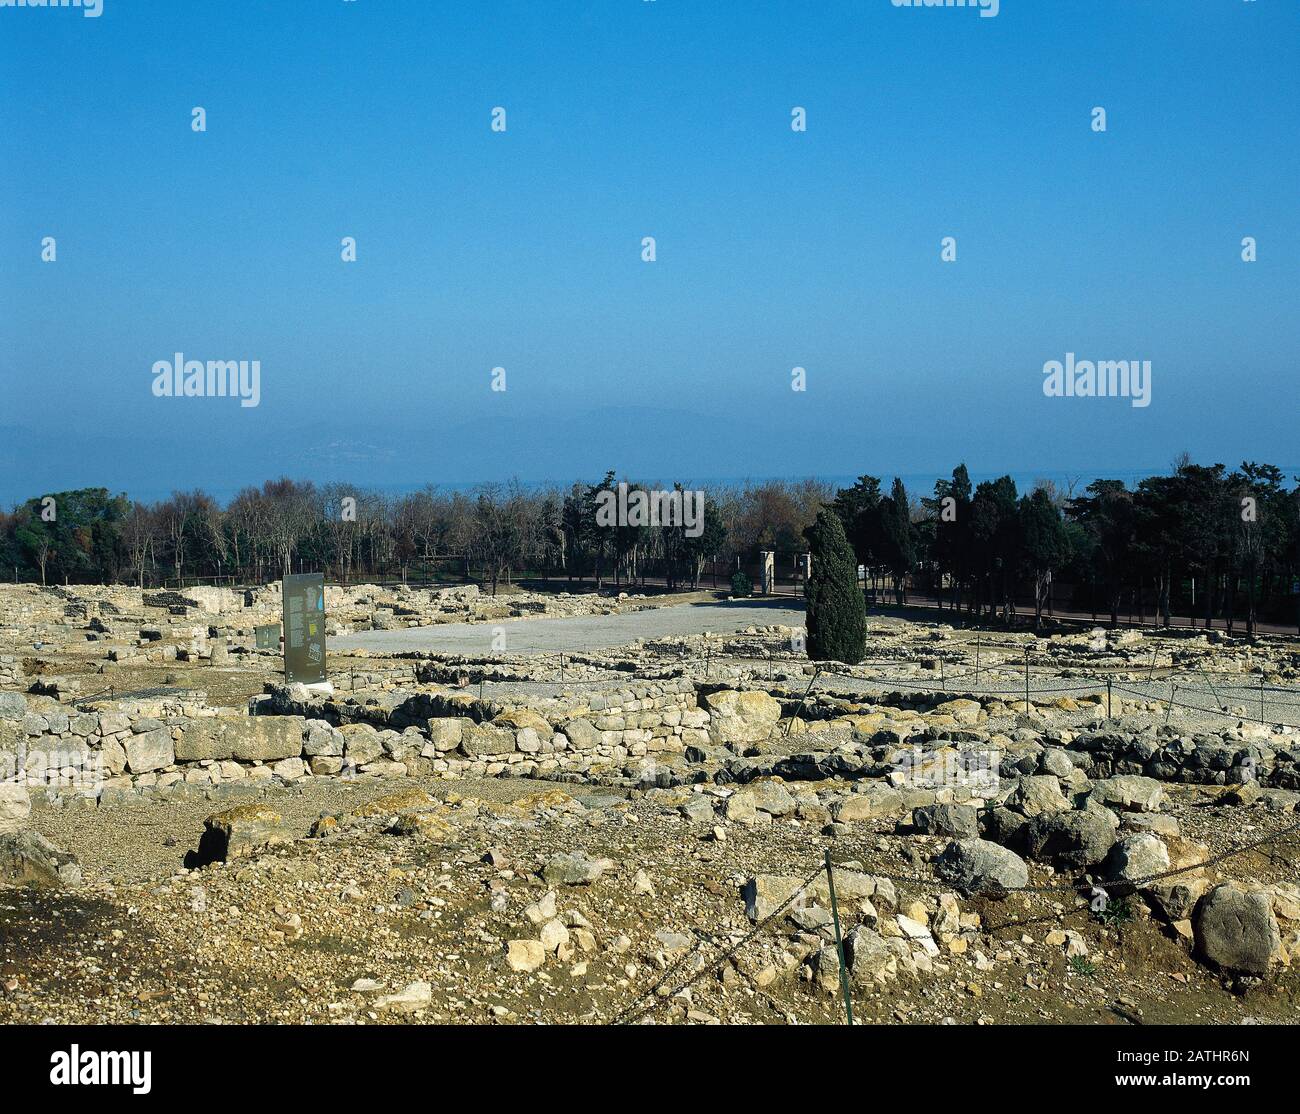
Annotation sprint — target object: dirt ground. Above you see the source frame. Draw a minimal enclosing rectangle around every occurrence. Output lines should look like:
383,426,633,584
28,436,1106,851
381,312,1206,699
3,775,1298,1027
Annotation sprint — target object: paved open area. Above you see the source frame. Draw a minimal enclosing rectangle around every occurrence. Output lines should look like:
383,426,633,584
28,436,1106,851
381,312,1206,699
333,598,807,655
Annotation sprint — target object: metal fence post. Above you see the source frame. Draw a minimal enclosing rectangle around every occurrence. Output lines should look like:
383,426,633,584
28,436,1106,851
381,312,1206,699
1024,647,1030,712
824,850,854,1026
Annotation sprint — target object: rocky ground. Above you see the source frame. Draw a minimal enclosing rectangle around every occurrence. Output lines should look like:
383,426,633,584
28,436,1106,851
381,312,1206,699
2,773,1298,1026
2,583,1300,1026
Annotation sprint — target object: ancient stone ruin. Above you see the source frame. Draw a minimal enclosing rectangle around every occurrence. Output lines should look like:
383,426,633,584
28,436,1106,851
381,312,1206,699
2,580,1299,1025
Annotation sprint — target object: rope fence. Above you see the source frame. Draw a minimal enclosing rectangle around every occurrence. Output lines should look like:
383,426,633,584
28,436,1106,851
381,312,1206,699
612,860,828,1025
611,810,1300,1025
422,655,1300,730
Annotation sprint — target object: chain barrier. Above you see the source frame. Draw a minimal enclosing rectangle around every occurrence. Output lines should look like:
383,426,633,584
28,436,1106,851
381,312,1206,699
612,860,827,1025
835,814,1300,897
610,813,1300,1023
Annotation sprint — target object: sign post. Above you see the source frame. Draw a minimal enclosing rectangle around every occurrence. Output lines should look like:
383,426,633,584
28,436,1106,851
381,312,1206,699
282,573,326,685
759,550,775,596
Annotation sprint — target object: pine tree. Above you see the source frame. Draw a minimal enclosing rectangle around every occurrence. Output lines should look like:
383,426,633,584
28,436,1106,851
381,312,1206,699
803,508,866,663
1019,488,1071,629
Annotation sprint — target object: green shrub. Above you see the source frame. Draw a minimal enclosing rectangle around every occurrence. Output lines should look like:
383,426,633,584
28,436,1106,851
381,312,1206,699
730,569,752,597
1068,955,1097,977
803,509,866,664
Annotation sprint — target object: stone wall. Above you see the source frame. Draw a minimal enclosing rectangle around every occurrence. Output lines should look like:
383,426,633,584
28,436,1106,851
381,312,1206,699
256,677,713,778
0,678,718,801
0,655,24,689
1067,728,1300,789
143,587,245,614
331,663,421,691
7,677,1297,809
0,692,307,801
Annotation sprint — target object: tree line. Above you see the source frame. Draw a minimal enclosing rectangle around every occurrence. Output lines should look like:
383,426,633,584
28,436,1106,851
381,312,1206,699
0,474,821,597
3,457,1297,634
828,457,1300,635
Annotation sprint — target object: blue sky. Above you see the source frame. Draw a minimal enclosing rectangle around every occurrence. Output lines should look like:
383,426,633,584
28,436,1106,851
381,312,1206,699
2,0,1297,504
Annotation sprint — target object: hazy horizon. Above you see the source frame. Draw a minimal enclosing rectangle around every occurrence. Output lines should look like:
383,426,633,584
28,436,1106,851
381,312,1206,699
6,459,1298,511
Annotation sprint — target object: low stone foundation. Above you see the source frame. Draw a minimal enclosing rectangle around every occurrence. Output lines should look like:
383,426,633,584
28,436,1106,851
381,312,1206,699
0,656,24,689
0,677,719,799
1067,728,1300,789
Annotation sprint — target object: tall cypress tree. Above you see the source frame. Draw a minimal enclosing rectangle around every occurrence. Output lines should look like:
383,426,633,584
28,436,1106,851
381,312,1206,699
803,508,866,664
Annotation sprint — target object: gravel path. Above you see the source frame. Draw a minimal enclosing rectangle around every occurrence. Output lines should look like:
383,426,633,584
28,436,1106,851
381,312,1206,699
333,599,806,655
335,599,1300,732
